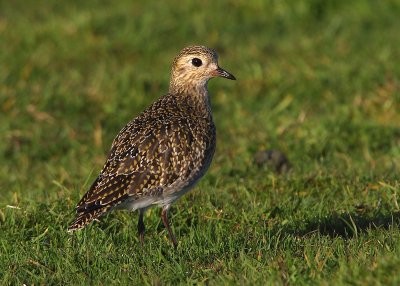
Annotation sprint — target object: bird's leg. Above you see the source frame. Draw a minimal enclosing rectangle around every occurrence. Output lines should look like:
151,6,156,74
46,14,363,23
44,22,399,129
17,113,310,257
161,205,178,249
138,209,145,247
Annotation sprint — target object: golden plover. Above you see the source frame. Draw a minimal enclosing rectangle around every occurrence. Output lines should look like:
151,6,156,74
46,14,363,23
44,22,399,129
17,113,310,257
68,46,235,248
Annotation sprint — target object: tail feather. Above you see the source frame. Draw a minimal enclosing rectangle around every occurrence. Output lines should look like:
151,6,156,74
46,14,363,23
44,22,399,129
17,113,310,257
67,207,111,232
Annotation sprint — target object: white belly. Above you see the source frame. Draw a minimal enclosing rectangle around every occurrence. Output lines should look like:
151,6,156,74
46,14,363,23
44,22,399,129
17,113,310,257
117,170,205,213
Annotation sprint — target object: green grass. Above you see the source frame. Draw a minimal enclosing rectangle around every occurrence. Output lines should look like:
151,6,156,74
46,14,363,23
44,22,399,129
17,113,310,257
1,0,400,284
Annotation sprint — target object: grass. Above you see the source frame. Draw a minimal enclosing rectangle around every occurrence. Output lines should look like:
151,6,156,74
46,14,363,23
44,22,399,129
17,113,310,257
1,0,400,284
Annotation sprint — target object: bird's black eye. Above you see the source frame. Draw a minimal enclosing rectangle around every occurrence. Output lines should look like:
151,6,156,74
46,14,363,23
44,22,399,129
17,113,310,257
191,58,202,67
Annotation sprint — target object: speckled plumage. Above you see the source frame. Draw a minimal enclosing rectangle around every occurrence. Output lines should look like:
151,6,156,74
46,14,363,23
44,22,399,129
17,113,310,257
68,46,235,248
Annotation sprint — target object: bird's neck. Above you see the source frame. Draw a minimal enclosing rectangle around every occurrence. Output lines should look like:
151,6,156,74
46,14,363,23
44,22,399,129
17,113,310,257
169,81,212,115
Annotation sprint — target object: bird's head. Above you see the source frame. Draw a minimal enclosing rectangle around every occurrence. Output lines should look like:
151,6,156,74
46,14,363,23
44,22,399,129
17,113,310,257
169,46,235,94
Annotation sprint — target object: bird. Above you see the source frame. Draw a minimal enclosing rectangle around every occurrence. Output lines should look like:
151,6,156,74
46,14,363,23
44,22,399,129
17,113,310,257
67,45,235,248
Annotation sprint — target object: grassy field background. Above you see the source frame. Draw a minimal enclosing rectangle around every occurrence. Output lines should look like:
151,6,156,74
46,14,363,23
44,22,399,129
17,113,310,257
1,0,400,284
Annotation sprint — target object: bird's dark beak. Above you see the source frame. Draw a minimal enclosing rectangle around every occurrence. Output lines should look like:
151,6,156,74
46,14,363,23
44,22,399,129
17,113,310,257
215,67,236,80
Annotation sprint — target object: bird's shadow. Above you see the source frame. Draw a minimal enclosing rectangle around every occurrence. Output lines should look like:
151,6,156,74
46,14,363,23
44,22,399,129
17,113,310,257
277,206,400,239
